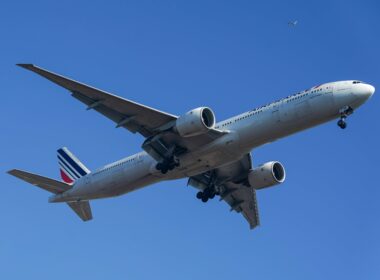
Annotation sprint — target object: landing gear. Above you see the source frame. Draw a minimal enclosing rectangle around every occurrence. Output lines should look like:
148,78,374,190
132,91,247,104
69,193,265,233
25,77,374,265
196,191,203,199
337,119,347,129
196,191,210,202
155,156,180,174
337,106,353,130
156,163,168,174
196,191,210,203
196,187,218,203
194,171,219,203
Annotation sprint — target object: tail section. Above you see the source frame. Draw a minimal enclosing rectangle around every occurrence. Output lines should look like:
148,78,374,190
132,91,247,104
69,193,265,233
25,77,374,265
8,147,93,222
57,147,90,184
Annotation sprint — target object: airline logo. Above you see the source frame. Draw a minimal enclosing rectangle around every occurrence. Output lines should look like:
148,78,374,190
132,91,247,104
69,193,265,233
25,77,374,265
57,147,89,184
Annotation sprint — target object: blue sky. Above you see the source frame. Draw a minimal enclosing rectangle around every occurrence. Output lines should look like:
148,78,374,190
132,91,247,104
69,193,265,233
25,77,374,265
1,0,379,279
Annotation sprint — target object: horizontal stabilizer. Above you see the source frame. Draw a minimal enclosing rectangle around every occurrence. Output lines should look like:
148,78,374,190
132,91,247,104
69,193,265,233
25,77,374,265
67,201,93,221
8,169,71,194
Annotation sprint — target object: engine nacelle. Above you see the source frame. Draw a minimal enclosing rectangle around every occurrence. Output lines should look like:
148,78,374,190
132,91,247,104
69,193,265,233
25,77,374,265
175,107,216,137
248,161,286,190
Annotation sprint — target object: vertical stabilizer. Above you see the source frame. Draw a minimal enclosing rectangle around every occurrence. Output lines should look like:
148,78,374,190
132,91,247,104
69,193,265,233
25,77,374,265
57,147,90,184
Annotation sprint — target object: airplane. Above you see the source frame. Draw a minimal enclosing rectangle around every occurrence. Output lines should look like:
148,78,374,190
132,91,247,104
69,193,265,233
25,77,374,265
288,20,298,27
8,64,375,229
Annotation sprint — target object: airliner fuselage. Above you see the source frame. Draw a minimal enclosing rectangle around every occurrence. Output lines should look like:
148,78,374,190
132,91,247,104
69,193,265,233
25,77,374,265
50,80,374,202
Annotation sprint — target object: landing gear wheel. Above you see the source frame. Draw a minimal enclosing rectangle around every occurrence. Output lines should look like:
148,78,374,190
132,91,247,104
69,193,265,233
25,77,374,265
337,119,347,129
156,163,168,174
337,106,353,130
156,156,180,174
209,193,215,199
161,167,168,174
196,191,203,199
201,196,209,203
155,163,163,171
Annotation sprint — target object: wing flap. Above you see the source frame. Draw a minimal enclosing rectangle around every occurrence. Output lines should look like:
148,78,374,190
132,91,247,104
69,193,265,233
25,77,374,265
220,182,260,229
188,154,260,230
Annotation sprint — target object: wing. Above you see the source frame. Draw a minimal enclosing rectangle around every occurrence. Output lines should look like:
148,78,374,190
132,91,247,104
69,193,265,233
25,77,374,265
18,64,227,160
17,64,177,137
188,154,260,230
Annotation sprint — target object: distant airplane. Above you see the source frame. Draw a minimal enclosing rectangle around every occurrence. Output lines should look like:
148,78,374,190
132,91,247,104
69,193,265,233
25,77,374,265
288,20,298,27
8,64,375,229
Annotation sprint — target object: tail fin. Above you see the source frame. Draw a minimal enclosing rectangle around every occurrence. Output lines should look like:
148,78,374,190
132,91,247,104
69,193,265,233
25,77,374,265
57,147,90,184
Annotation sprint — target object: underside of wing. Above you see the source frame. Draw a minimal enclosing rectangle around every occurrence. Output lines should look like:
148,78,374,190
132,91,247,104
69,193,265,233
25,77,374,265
188,154,260,230
220,181,260,229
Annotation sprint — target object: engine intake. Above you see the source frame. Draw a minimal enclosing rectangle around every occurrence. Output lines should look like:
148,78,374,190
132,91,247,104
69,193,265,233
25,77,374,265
175,107,216,137
248,161,286,190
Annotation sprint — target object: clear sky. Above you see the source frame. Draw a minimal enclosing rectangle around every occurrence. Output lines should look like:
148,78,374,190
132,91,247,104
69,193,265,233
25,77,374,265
1,0,379,279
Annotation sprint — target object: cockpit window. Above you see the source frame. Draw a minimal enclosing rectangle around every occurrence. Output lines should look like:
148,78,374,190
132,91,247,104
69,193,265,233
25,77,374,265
353,81,362,84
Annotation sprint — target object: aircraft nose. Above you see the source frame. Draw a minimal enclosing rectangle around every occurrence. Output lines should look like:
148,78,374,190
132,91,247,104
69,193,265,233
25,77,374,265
366,84,375,98
356,83,375,100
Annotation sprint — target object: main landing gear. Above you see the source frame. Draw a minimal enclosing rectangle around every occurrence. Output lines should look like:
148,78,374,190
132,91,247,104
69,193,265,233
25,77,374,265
195,171,220,203
196,188,218,203
155,156,180,174
337,106,353,129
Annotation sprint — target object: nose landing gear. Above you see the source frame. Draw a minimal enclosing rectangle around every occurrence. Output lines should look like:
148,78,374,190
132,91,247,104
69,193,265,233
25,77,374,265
337,119,347,129
337,106,353,129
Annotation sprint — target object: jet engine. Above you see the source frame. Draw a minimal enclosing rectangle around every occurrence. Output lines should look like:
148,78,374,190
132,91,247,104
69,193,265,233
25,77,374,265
175,107,216,137
248,161,286,190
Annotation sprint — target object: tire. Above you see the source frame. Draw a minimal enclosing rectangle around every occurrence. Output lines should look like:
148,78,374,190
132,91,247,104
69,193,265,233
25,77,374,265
201,196,208,203
161,168,168,174
156,163,162,171
196,192,203,199
337,120,347,129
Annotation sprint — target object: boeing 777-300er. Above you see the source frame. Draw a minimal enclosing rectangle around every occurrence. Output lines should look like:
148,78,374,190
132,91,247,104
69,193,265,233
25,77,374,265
8,64,375,229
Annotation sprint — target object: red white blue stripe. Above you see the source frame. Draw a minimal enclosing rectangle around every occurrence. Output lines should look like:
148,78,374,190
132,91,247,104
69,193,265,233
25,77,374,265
57,147,90,184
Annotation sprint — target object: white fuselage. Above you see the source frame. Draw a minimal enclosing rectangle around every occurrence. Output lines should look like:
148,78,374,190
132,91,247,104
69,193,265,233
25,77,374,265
50,80,374,203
